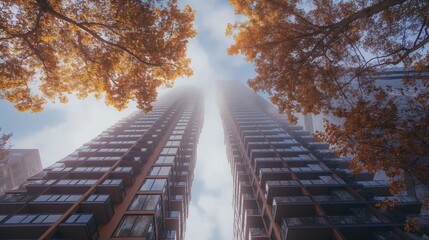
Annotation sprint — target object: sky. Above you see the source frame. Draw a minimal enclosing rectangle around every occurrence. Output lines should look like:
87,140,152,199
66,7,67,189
0,0,256,239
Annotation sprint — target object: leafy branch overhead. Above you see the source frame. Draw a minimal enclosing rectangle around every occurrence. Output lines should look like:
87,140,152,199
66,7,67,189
228,0,429,203
0,0,196,112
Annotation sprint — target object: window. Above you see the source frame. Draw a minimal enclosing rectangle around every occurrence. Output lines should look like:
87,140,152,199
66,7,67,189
160,148,178,155
56,179,97,185
167,211,180,218
164,141,181,147
169,135,182,140
65,214,94,224
149,167,171,176
113,167,133,173
102,179,123,186
0,193,32,202
155,156,175,164
113,215,155,239
85,195,109,202
5,214,61,224
33,195,81,202
172,130,184,135
74,167,110,172
129,195,161,211
140,179,167,191
51,167,73,172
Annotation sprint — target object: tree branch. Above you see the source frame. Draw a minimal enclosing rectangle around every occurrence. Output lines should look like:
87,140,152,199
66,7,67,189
36,0,163,68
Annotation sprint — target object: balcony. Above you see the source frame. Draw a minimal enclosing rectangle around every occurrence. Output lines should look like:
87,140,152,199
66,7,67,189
172,181,187,197
121,155,144,174
354,180,391,196
272,196,313,223
169,195,185,217
165,211,182,240
25,179,56,195
248,227,269,240
110,167,135,186
97,179,126,203
67,156,120,167
259,168,291,189
70,167,110,178
59,214,99,240
52,179,97,194
265,180,301,204
281,216,334,240
0,193,33,214
80,195,114,224
250,149,277,163
244,209,265,232
128,146,150,160
28,194,81,213
0,214,62,239
312,189,358,204
46,167,73,179
164,230,177,240
254,157,283,172
298,175,347,191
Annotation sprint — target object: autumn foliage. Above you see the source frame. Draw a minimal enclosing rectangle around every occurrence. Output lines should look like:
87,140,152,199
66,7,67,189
0,0,196,112
227,0,429,201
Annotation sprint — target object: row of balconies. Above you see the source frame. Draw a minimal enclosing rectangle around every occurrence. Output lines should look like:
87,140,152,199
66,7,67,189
0,213,99,239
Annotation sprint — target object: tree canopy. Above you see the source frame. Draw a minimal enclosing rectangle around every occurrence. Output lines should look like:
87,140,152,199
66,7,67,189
0,0,196,112
227,0,429,204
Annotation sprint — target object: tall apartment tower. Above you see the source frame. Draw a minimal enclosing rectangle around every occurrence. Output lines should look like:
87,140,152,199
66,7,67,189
0,87,203,240
0,149,43,196
218,81,423,240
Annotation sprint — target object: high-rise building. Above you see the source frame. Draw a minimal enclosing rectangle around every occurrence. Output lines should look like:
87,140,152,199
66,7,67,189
0,149,42,196
0,87,203,240
218,81,423,240
0,149,43,196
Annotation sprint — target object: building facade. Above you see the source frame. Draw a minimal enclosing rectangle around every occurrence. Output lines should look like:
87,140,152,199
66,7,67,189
218,81,423,240
0,149,43,196
0,87,203,240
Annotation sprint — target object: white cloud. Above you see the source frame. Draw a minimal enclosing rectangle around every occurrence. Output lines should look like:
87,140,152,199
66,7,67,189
13,97,134,167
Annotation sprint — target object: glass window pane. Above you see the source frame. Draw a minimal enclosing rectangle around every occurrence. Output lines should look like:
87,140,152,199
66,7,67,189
129,195,147,211
113,215,137,237
57,195,69,202
140,179,155,191
144,195,161,210
96,195,109,202
159,167,171,176
34,195,50,202
43,215,61,223
155,156,166,164
65,215,79,223
130,215,152,237
5,215,27,224
67,195,81,202
151,179,166,191
164,156,175,164
76,215,92,224
149,167,160,176
33,215,48,223
47,195,60,202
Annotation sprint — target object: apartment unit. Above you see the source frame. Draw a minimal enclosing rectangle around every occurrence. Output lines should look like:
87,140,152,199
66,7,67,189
0,149,43,196
218,81,424,240
0,87,203,240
